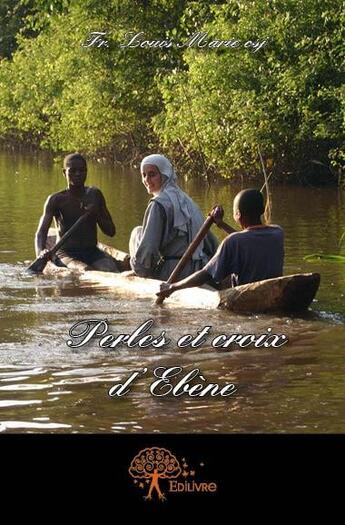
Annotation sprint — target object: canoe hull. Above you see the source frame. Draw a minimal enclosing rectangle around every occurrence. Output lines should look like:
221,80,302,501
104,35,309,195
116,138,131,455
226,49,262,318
44,233,320,313
218,273,321,313
79,270,320,313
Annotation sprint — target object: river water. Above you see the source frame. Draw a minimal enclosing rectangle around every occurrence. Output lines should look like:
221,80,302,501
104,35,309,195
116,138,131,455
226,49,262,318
0,150,344,433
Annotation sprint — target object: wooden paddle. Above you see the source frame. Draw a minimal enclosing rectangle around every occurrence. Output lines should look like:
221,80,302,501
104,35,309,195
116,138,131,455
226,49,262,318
155,214,215,305
27,211,91,274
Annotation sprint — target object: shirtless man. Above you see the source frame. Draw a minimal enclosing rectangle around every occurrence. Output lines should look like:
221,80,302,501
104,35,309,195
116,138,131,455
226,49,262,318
35,153,119,271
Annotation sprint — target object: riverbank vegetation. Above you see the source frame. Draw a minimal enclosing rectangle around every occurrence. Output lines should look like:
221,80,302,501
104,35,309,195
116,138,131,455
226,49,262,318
0,0,343,182
305,228,345,263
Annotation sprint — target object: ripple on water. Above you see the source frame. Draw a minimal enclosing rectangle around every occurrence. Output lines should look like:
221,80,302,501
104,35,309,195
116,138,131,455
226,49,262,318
0,367,46,378
0,421,72,432
0,400,42,408
0,253,345,432
0,383,51,391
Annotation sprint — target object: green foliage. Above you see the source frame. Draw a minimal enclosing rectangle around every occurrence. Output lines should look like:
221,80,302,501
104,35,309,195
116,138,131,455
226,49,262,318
155,0,344,180
0,0,70,59
304,254,345,263
0,0,196,156
305,226,345,263
0,0,343,180
0,0,34,58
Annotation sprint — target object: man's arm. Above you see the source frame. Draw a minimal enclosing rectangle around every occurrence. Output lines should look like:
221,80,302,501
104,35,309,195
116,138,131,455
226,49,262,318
94,190,115,237
35,196,55,256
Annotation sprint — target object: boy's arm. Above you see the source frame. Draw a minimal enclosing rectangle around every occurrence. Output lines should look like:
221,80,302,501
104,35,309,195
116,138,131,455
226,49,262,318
157,269,211,299
210,205,237,235
93,190,116,237
216,220,237,235
35,196,55,256
158,235,233,299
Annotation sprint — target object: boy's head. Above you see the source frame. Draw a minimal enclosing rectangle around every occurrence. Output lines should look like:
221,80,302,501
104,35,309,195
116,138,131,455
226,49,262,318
63,153,87,188
233,189,265,226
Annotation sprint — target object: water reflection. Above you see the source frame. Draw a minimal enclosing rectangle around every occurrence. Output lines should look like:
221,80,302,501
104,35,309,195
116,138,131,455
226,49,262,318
0,151,344,432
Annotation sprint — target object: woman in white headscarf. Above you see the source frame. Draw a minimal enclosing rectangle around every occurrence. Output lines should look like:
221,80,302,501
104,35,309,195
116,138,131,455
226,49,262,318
129,154,218,280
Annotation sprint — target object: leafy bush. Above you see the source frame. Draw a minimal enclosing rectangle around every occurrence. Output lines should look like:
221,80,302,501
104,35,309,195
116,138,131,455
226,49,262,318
155,0,344,180
0,0,343,182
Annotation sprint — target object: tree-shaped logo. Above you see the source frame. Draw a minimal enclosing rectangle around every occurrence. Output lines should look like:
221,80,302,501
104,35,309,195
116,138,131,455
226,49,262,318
129,447,182,501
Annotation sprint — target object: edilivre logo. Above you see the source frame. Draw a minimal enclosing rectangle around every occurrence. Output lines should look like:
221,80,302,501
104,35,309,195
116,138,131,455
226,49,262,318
129,447,217,501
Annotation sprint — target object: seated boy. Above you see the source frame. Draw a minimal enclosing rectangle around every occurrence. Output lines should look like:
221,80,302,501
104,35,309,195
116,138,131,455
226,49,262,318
158,188,284,298
35,152,119,271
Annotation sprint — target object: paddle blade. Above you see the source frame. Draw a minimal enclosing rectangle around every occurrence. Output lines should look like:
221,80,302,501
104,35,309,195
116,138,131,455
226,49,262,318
26,253,50,274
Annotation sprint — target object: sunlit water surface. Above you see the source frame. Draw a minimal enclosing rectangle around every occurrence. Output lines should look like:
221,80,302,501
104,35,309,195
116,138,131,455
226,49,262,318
0,151,344,433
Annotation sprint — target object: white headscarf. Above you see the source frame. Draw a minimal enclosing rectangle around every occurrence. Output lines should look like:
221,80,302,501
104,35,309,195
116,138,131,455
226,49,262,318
140,154,204,236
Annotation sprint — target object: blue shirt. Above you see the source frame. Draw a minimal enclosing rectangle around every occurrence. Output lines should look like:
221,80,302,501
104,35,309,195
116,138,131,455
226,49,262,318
204,225,284,286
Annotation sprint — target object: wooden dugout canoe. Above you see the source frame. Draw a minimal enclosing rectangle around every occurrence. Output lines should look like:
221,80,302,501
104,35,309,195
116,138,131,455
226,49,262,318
79,268,321,314
44,238,321,313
